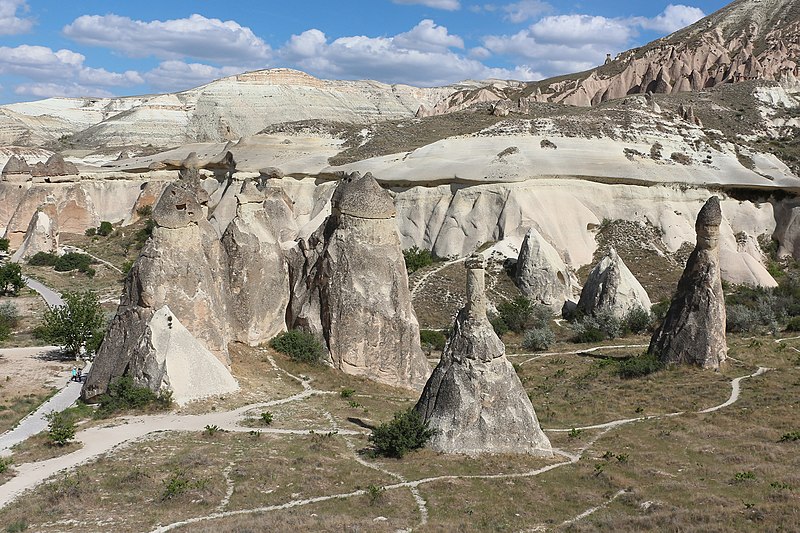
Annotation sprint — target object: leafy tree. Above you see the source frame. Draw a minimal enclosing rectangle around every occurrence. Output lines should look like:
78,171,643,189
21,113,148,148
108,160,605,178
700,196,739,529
0,263,24,296
0,301,19,341
97,221,113,237
46,411,76,446
403,246,434,274
39,290,105,357
369,408,435,458
0,238,9,253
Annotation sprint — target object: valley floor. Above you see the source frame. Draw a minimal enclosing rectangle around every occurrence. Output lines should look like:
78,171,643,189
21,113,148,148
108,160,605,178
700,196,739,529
0,334,798,532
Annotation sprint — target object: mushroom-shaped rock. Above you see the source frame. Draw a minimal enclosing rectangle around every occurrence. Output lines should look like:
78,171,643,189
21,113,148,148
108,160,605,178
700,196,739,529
414,255,552,456
332,172,396,219
576,248,652,319
152,180,209,229
515,228,578,313
288,172,429,391
649,197,727,369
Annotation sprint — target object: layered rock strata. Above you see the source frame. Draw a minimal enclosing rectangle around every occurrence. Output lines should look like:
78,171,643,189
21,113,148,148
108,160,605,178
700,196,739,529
415,254,552,455
649,197,727,369
288,172,429,391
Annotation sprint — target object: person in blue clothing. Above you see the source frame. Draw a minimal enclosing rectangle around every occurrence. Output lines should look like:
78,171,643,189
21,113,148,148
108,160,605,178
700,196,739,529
70,367,78,382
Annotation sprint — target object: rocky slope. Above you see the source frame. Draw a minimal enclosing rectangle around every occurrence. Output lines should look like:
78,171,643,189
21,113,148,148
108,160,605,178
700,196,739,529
0,69,486,149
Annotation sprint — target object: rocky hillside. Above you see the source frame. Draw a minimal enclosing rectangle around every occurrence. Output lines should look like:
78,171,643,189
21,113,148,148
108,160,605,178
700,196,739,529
0,69,490,149
430,0,800,112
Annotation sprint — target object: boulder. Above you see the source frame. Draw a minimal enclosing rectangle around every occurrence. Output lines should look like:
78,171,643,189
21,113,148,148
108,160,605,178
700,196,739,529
288,172,429,391
11,205,59,261
82,306,238,405
649,197,727,369
415,255,552,456
576,248,652,319
515,228,578,312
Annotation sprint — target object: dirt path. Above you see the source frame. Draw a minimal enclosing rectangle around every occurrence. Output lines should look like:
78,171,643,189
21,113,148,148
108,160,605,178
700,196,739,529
410,257,466,298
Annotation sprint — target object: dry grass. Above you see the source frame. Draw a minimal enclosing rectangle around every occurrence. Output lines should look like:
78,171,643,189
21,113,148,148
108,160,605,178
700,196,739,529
0,335,797,532
0,293,48,349
9,431,83,464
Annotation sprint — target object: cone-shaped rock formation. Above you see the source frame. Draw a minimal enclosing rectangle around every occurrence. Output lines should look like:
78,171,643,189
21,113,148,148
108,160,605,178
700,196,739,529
577,248,652,319
515,227,577,313
414,254,552,456
288,172,430,391
649,197,727,369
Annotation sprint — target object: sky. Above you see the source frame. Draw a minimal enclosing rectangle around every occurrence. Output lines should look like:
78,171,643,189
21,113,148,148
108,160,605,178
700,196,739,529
0,0,732,104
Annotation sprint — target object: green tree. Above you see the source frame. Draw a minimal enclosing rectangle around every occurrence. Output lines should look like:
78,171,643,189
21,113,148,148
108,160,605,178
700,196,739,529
369,408,435,458
0,238,9,252
97,221,113,236
40,290,105,357
46,411,76,446
0,263,24,296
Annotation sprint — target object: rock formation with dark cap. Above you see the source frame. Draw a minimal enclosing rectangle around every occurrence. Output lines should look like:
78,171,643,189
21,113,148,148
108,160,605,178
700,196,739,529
414,254,552,456
649,196,727,369
288,172,430,391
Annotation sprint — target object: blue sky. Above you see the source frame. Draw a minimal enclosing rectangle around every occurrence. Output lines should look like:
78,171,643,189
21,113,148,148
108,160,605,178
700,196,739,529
0,0,730,103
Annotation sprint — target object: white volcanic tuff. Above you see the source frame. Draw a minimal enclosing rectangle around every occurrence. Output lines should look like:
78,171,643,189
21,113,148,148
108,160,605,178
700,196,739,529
388,179,778,287
576,249,653,319
11,205,59,261
1,69,483,148
330,133,800,188
515,227,579,312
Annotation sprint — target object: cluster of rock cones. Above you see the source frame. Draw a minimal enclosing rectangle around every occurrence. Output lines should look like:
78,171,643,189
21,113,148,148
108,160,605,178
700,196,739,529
82,162,726,455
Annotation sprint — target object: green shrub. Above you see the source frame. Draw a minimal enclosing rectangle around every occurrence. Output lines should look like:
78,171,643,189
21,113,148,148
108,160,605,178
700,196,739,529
493,297,551,334
260,412,273,425
38,290,105,357
0,301,19,341
122,260,135,275
624,306,653,334
45,411,76,446
5,520,27,533
84,227,96,237
490,316,510,336
616,352,664,379
27,251,59,266
785,317,800,332
340,388,356,398
420,329,447,352
403,246,434,273
137,205,153,217
779,431,800,442
270,330,325,364
369,408,434,458
95,375,172,417
522,326,555,351
97,221,113,236
0,263,24,296
0,238,9,253
734,471,757,482
572,310,622,342
135,218,156,244
651,300,671,322
0,457,11,474
53,252,94,273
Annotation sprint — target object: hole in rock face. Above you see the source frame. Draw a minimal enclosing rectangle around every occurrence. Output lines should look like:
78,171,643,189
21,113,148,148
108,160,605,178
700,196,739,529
557,272,565,284
175,203,187,211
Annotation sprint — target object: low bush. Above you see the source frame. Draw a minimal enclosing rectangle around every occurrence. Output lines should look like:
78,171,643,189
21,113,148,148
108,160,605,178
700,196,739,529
616,352,664,379
0,238,9,253
0,457,11,474
785,317,800,332
369,408,434,458
492,297,551,335
0,301,19,341
137,205,153,217
623,306,653,334
572,310,621,343
95,375,172,417
53,252,94,274
270,330,325,364
84,227,96,237
45,411,76,446
28,251,59,266
403,246,434,273
522,326,555,351
420,329,447,352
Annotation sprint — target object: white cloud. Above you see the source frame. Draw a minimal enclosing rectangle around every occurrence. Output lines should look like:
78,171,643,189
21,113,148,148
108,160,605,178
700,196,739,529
634,4,705,33
483,4,705,78
143,60,245,92
14,82,113,98
0,0,34,35
0,45,143,98
393,0,461,10
281,23,536,86
63,14,271,64
394,19,464,52
502,0,552,23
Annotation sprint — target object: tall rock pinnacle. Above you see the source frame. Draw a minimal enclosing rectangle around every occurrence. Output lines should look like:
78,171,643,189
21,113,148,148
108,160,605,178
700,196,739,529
414,254,552,456
649,197,727,369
